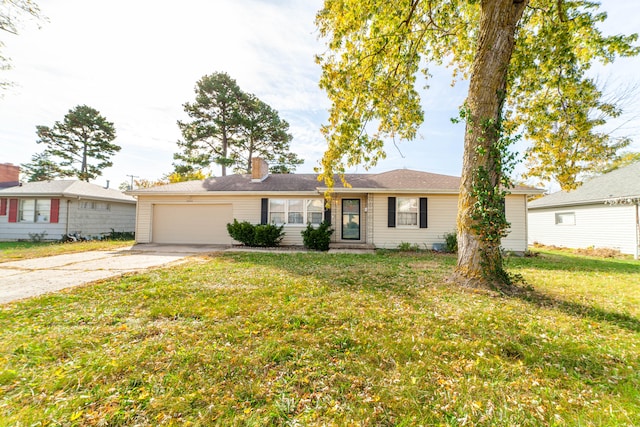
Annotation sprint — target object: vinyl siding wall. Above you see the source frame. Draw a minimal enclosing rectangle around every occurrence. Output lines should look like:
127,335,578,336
369,193,528,252
528,203,637,255
136,195,322,246
67,200,136,237
0,198,135,241
135,193,530,251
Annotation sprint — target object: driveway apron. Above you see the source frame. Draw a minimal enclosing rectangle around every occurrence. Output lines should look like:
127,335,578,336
0,249,190,304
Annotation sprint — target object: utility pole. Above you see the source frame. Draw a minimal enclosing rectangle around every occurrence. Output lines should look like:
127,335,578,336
126,174,139,190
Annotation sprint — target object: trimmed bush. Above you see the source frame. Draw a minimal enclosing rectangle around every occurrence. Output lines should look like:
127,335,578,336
227,219,284,247
253,224,285,247
301,221,334,251
443,230,458,253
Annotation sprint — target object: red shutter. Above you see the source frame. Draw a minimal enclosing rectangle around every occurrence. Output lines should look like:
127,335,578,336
8,199,18,223
50,199,60,223
0,198,6,216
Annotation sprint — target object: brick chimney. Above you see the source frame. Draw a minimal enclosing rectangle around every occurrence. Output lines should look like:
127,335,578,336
251,157,269,182
0,163,20,188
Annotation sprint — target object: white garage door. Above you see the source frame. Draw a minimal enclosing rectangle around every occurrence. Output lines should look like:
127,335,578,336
152,204,233,244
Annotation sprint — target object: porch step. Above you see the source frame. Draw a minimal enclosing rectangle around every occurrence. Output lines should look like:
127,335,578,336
329,242,376,250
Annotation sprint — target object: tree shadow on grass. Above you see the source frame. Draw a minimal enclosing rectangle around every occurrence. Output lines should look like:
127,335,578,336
508,251,639,274
508,285,640,334
215,250,640,333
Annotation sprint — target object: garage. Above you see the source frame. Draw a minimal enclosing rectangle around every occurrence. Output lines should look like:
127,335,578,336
152,204,233,244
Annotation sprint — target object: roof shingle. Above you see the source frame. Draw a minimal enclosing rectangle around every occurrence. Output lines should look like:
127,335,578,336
529,161,640,209
129,169,538,195
0,180,136,203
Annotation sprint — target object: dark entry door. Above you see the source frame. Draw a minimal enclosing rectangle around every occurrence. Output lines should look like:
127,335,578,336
341,199,360,240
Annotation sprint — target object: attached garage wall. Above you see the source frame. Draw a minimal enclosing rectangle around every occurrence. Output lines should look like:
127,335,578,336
135,194,314,246
152,204,233,244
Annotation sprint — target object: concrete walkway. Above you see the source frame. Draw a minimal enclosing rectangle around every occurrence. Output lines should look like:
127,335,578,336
0,247,195,304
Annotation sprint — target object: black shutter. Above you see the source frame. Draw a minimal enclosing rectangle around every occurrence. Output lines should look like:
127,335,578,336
419,197,428,228
261,198,268,224
388,197,396,228
324,199,332,225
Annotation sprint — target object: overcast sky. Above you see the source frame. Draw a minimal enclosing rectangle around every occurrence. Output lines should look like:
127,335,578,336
1,0,638,190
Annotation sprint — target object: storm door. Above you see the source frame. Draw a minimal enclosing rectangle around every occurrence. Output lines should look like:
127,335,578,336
341,199,360,240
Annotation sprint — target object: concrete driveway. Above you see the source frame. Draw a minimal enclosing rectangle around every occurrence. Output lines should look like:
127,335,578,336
0,245,216,304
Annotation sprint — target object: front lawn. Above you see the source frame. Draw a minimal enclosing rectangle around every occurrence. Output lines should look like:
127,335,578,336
0,240,135,263
0,250,638,425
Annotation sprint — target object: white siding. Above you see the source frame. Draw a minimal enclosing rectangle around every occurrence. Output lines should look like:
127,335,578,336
67,200,135,238
528,203,637,255
0,198,67,241
370,193,528,252
0,197,135,241
134,193,530,251
135,195,319,246
502,195,528,253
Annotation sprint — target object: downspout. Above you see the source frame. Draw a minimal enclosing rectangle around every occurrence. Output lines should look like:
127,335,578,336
633,199,640,259
65,199,71,234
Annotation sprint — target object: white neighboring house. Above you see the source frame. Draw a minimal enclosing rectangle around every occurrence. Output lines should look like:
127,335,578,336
528,161,640,259
0,179,136,242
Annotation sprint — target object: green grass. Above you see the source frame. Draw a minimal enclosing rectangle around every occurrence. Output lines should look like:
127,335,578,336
0,250,638,425
0,240,135,263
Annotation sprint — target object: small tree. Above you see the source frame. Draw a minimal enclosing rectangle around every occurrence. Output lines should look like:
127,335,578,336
35,105,119,181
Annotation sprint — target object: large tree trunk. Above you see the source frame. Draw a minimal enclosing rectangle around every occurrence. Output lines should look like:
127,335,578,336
454,0,528,288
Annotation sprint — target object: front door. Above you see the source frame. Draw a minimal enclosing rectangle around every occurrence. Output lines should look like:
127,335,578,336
341,199,360,240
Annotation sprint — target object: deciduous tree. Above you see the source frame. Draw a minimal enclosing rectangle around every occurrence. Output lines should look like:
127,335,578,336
36,105,119,181
520,79,636,190
315,0,638,289
1,0,42,92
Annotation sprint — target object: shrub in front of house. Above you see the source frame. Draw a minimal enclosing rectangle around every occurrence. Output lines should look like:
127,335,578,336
443,230,458,253
227,219,284,247
301,221,334,251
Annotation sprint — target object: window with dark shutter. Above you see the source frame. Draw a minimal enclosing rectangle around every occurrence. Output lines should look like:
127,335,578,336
261,198,268,225
323,199,331,225
419,197,428,228
0,198,6,216
388,197,396,228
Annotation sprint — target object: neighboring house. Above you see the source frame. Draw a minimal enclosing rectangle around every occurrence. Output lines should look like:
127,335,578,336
528,161,640,259
0,178,136,242
0,163,20,189
129,158,540,252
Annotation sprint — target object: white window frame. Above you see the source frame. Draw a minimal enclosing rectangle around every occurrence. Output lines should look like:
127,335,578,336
269,199,324,226
555,212,576,226
19,199,51,223
397,197,418,228
80,201,111,211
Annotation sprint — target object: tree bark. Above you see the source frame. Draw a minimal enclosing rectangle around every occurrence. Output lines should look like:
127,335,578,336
221,128,228,176
454,0,528,288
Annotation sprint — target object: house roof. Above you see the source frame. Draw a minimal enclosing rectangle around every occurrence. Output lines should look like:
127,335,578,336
529,161,640,209
128,169,540,196
0,180,136,204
